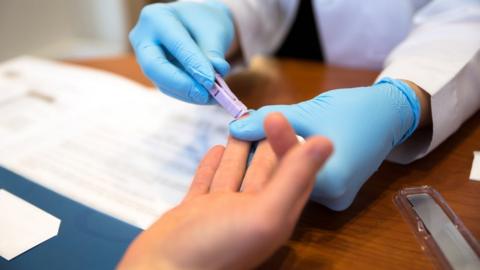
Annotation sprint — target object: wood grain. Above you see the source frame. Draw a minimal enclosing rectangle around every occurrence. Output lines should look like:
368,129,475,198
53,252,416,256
69,55,480,269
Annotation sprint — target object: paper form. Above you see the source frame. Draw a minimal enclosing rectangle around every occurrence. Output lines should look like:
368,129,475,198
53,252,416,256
0,189,61,260
0,57,231,229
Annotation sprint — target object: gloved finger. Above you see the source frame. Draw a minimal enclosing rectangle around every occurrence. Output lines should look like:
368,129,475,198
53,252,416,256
209,56,230,77
229,105,312,141
152,9,215,91
132,39,211,104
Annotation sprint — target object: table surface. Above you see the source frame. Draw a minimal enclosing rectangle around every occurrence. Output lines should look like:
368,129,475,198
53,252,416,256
70,55,480,269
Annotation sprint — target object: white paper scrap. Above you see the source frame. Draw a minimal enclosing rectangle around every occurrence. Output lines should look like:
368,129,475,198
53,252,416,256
470,151,480,181
0,189,61,260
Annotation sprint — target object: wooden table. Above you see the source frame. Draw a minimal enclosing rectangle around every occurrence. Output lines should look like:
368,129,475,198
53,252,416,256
71,55,480,269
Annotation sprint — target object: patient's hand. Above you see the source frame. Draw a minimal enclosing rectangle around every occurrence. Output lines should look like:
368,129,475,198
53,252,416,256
117,113,332,270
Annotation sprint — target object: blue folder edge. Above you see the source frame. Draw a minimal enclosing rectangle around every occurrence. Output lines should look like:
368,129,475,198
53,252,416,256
0,166,142,270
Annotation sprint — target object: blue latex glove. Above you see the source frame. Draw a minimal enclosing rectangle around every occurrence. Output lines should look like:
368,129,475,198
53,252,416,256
129,0,234,104
230,78,421,210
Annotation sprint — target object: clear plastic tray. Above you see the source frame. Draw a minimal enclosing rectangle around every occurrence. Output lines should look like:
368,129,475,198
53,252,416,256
394,186,480,269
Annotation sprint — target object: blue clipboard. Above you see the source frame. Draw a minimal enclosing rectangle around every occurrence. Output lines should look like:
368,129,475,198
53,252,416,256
0,167,142,270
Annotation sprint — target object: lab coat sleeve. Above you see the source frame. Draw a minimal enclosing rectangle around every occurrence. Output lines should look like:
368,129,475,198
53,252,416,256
218,0,299,62
378,0,480,164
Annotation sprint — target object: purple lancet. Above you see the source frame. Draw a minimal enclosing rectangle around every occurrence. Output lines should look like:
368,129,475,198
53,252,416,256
209,73,248,119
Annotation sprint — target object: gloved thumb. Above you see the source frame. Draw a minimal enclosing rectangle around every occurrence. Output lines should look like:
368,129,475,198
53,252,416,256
229,105,311,141
208,52,230,76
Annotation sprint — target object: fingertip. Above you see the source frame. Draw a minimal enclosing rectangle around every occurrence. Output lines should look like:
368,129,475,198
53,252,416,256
199,145,226,170
207,145,225,162
128,26,137,46
200,145,225,165
211,144,226,153
210,56,230,76
304,136,334,162
264,112,288,133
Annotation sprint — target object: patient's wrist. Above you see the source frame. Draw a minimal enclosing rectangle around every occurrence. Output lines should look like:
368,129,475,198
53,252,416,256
400,79,432,129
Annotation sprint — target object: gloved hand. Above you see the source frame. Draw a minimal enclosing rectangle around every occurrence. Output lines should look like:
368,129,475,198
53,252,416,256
230,78,421,211
129,0,234,104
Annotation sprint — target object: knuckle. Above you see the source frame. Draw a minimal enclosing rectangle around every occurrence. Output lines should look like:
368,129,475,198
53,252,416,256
138,6,153,21
142,57,158,76
139,4,162,20
142,59,167,83
168,69,194,99
128,29,136,44
139,4,175,26
143,64,158,82
170,69,188,89
129,29,148,50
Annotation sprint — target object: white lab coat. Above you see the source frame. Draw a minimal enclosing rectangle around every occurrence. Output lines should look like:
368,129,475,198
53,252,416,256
219,0,480,164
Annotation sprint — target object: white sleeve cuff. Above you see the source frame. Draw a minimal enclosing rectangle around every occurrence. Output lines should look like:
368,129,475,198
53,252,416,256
381,50,480,164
